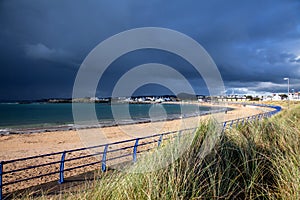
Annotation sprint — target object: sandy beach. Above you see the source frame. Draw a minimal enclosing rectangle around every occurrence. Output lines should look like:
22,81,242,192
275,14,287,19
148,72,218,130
0,103,271,194
0,103,267,161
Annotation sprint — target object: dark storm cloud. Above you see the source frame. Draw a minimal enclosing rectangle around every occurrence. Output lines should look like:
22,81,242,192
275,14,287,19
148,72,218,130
0,0,300,100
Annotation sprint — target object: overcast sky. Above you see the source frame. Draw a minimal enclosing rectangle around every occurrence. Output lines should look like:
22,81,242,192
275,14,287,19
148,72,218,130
1,0,300,100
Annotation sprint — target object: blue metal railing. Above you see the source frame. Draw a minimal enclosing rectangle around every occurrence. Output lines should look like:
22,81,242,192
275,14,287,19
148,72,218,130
101,144,109,172
0,103,281,199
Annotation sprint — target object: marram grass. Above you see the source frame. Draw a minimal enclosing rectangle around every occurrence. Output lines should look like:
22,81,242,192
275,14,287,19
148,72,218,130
19,104,300,200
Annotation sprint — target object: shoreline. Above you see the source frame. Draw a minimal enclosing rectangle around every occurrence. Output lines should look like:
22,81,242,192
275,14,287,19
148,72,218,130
0,103,230,135
0,103,267,161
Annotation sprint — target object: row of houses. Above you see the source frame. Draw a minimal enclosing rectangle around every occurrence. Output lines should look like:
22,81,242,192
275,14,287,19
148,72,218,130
263,92,300,101
112,96,177,103
72,92,300,104
214,93,300,102
111,93,300,103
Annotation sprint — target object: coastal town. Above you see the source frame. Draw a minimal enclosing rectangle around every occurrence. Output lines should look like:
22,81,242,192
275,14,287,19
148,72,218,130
38,91,300,104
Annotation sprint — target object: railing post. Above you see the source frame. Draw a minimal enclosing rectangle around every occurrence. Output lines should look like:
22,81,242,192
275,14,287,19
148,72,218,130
222,122,227,133
102,144,108,172
230,120,234,128
0,161,3,200
158,134,163,147
59,151,66,184
236,119,240,128
133,138,139,163
247,116,250,123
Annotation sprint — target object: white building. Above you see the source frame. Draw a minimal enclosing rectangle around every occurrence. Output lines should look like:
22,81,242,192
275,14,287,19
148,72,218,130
272,94,282,101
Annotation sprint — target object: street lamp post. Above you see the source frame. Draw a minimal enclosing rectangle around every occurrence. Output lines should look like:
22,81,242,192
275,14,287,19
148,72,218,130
283,77,289,108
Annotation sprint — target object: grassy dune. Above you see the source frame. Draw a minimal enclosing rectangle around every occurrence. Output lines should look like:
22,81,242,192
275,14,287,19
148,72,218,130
21,103,300,199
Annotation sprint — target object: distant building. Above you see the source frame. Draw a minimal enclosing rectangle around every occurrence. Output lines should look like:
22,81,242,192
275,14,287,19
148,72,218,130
263,95,273,101
155,98,164,103
90,97,99,101
290,92,300,100
218,95,248,102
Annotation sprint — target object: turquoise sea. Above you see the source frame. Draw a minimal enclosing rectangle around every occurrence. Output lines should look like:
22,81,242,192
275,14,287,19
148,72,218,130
0,103,226,134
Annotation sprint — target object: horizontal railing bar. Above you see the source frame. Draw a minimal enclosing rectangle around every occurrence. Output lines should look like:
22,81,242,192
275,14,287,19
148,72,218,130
106,153,132,162
106,145,135,153
3,160,61,175
66,145,106,154
64,152,104,163
63,161,101,173
162,136,173,141
2,170,59,186
2,152,63,164
136,140,158,147
137,148,154,154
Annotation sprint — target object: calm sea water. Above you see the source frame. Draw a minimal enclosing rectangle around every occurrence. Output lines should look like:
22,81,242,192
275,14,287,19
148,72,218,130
0,103,220,131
